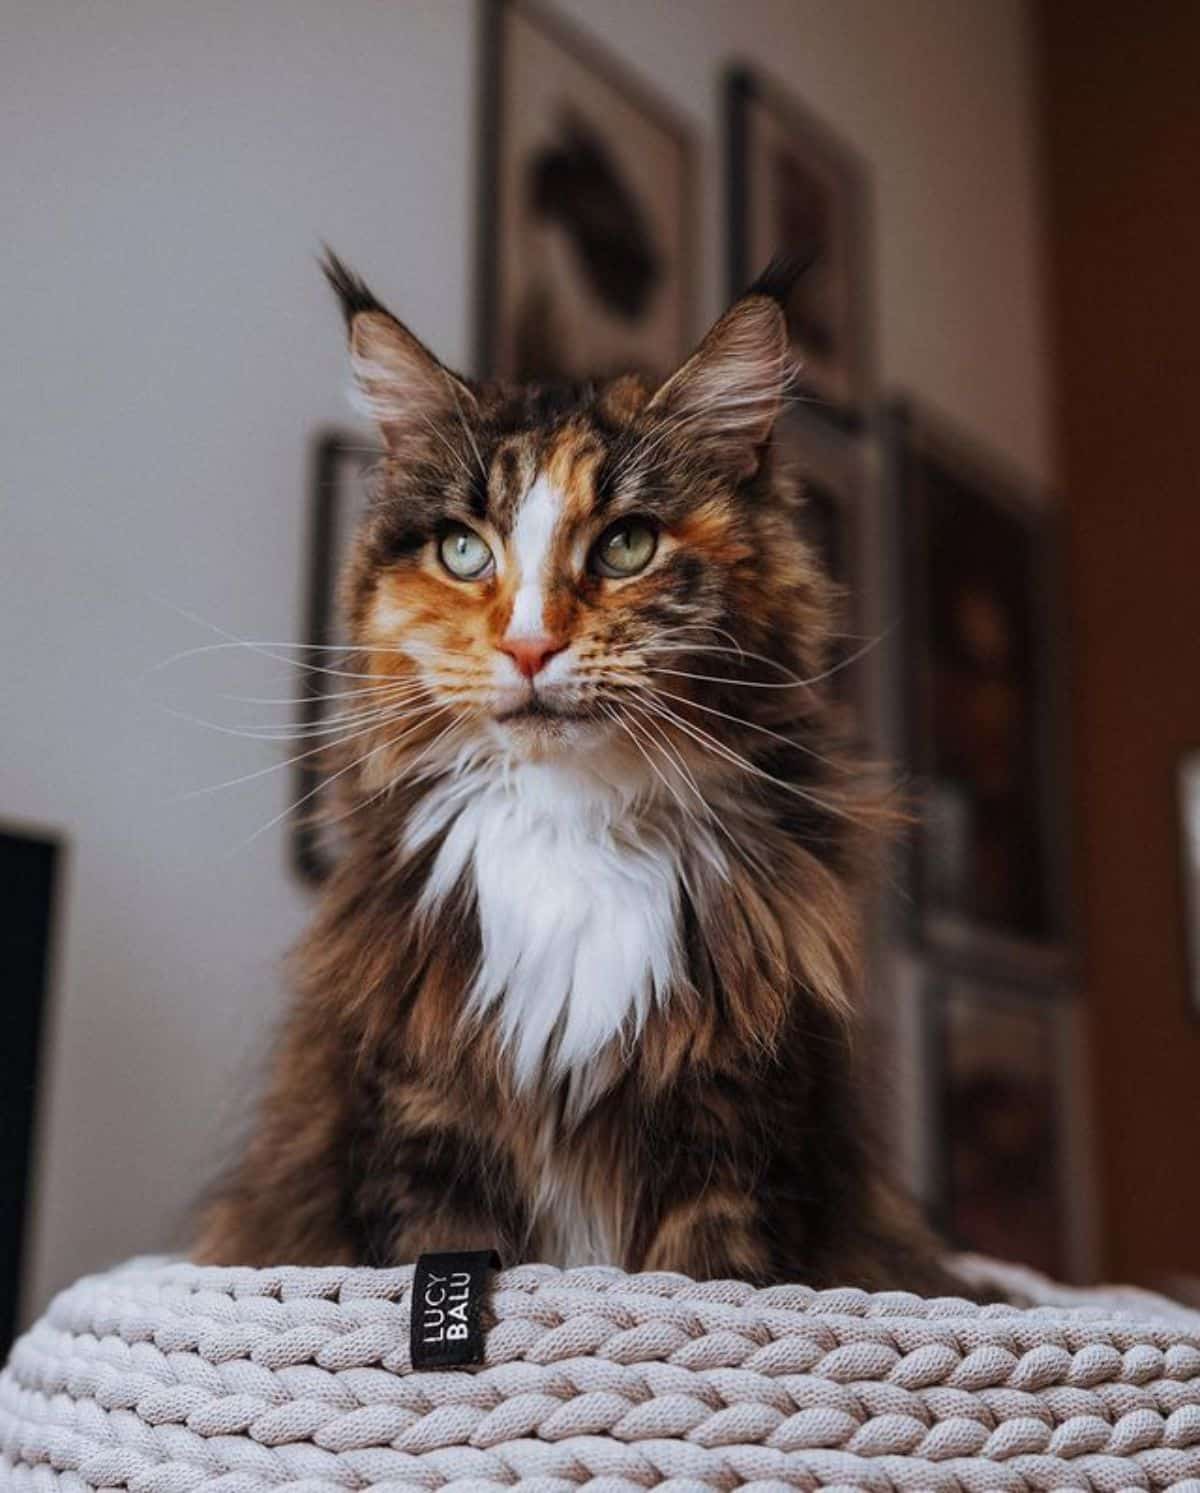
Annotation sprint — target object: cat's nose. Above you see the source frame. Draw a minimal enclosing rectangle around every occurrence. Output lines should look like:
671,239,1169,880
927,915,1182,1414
501,635,565,679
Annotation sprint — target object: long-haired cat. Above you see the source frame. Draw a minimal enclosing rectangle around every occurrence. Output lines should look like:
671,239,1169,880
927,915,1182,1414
195,254,960,1293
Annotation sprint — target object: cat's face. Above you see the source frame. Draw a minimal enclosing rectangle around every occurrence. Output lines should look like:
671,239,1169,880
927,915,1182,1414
328,256,826,769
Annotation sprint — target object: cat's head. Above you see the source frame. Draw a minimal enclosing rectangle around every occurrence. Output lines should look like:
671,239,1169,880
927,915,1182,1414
325,253,833,776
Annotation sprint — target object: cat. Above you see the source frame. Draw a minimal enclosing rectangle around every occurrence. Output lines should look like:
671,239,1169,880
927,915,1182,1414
193,252,963,1294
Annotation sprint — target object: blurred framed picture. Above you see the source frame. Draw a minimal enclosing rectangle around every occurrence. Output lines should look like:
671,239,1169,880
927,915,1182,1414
1,822,63,1353
930,974,1070,1279
1178,750,1200,1017
291,430,379,884
478,0,694,383
726,66,873,427
888,400,1070,978
775,412,867,730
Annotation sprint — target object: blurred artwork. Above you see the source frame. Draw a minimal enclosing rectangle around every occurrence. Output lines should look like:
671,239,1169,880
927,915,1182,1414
892,404,1066,970
481,0,693,383
727,69,871,425
775,416,863,719
291,432,378,884
1180,752,1200,1015
937,980,1067,1277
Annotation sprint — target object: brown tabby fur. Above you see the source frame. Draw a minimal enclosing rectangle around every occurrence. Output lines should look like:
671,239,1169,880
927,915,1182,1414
194,255,965,1294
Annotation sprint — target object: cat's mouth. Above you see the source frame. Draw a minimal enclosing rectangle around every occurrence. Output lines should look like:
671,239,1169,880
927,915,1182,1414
489,690,611,757
494,696,588,724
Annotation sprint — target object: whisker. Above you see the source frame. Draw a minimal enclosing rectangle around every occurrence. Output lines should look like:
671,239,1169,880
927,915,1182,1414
228,704,454,857
154,683,434,745
642,685,856,775
168,696,442,802
647,624,890,694
218,679,429,706
320,709,468,834
143,640,434,683
640,641,803,683
621,698,770,878
631,692,867,828
602,703,702,835
646,666,804,691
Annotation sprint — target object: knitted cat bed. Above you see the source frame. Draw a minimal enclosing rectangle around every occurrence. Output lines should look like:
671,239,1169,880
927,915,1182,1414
4,1258,1200,1492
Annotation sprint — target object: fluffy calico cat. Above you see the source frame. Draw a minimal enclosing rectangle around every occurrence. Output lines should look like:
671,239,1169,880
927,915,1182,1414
194,253,960,1293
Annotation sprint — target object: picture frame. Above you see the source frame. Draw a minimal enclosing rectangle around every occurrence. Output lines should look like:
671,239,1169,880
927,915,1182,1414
477,0,695,384
1178,749,1200,1017
927,971,1075,1280
886,398,1072,980
726,66,873,428
0,820,64,1353
291,430,380,884
774,410,870,734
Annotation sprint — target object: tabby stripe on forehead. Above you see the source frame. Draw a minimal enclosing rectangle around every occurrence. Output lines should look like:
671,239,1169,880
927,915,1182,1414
492,446,524,521
507,474,562,639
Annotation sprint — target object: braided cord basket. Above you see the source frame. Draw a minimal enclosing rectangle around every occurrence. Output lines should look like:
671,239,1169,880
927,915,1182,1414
4,1258,1200,1492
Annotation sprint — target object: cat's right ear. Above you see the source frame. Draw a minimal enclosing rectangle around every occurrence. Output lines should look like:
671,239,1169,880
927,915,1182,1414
321,250,478,454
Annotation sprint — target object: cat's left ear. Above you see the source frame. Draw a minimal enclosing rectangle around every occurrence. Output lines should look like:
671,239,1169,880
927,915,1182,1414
321,250,478,454
647,261,802,482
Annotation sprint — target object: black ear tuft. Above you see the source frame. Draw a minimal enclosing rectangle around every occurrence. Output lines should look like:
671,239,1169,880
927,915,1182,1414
319,247,389,327
745,252,819,309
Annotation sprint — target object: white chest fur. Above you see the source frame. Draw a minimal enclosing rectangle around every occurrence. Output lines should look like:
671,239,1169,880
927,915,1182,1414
407,757,692,1086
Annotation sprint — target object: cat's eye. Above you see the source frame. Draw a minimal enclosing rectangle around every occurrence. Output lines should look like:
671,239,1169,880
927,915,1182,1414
439,524,494,580
589,518,658,579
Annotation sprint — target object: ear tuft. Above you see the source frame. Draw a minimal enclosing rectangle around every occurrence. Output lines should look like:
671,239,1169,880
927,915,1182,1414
647,290,791,481
319,247,389,327
320,249,478,453
744,251,819,310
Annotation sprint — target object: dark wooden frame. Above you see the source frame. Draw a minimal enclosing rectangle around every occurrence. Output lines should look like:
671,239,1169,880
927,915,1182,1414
775,409,870,733
726,65,873,430
290,430,379,885
1176,748,1200,1019
885,398,1072,983
0,820,65,1353
476,0,696,381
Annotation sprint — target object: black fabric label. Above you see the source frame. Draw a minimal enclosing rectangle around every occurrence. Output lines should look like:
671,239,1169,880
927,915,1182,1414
409,1250,500,1369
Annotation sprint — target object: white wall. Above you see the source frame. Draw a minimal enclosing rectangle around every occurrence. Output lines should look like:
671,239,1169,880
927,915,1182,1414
2,0,1048,1319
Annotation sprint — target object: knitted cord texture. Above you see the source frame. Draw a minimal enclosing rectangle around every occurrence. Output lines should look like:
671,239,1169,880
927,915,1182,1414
3,1257,1200,1491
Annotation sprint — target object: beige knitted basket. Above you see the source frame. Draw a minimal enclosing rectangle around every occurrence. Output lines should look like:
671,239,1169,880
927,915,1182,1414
3,1256,1200,1491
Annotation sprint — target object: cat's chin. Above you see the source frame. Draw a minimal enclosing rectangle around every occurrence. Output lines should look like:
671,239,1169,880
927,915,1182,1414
489,703,612,761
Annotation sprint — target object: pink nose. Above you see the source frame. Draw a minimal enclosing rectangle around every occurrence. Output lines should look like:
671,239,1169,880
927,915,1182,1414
501,635,565,679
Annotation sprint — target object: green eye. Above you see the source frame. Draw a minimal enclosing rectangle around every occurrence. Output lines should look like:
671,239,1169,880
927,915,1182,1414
590,518,658,578
439,524,494,580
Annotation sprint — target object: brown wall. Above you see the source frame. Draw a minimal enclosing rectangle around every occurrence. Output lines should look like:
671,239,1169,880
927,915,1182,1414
1039,1,1200,1283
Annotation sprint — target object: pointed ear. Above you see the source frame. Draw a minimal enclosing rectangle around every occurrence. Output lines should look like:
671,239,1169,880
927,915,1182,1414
321,250,477,454
647,264,802,481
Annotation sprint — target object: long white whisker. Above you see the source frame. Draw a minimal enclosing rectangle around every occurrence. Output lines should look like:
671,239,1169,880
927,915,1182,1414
219,678,431,707
643,685,855,775
602,703,700,834
633,692,865,827
169,697,442,802
622,698,769,876
646,666,803,691
142,640,428,683
646,625,890,692
228,705,454,857
320,709,468,834
155,684,434,745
